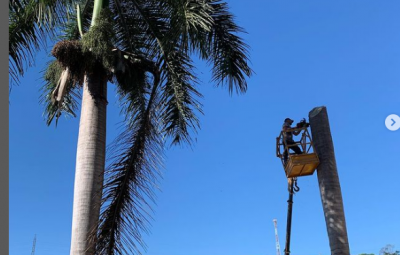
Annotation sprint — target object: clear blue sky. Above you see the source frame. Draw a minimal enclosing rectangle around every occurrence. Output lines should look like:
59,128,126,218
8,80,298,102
9,1,400,255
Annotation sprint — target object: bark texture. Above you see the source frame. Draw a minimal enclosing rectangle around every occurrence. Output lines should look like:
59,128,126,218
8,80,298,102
309,106,350,255
70,72,107,255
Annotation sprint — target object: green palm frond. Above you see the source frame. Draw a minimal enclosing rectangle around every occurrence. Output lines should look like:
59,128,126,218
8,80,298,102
9,0,44,84
9,0,73,85
119,0,204,145
112,49,160,118
163,0,214,53
61,0,95,40
95,64,163,255
109,0,149,53
206,0,253,94
160,49,203,145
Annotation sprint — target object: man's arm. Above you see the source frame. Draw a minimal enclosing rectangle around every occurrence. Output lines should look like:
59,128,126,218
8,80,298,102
283,126,301,135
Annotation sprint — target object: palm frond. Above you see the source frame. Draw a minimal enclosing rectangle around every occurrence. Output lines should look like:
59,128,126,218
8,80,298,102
121,0,203,145
127,0,171,57
61,0,95,40
109,0,143,53
95,64,163,255
160,49,203,145
8,0,73,85
9,0,43,83
162,0,214,54
206,0,253,94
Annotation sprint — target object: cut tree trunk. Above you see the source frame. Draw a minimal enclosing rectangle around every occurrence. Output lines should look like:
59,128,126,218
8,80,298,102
309,106,350,255
70,71,107,255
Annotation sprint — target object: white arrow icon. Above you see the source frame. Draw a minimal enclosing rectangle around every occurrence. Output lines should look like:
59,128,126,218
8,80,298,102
385,114,400,131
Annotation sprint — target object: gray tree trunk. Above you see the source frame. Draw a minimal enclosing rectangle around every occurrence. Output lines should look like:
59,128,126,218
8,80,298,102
308,106,350,255
70,72,107,255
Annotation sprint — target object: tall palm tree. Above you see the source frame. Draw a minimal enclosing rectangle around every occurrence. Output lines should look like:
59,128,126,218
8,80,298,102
309,106,350,255
41,0,253,254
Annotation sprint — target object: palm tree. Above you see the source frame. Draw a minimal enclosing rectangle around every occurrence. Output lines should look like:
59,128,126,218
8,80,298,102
41,0,253,254
309,106,350,255
8,0,73,86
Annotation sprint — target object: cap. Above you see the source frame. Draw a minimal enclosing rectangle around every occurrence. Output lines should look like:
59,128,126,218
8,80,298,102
284,118,294,122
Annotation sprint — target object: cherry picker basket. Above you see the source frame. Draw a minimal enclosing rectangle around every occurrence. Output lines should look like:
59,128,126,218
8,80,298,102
276,126,320,178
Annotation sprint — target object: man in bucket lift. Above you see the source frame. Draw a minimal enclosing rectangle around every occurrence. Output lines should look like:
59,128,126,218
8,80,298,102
282,118,302,165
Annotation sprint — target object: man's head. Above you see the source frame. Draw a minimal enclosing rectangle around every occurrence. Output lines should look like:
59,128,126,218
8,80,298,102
284,118,294,124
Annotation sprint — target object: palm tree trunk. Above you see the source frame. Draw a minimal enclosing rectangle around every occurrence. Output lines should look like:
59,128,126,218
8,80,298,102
308,106,350,255
70,71,107,255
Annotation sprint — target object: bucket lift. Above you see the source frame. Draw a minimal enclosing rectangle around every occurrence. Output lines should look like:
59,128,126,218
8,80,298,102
275,120,320,255
276,125,320,178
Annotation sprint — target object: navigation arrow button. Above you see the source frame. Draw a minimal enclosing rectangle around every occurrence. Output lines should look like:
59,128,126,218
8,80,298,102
385,114,400,131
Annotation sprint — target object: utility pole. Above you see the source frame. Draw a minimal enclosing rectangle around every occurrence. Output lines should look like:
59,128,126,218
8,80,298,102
273,219,281,255
309,106,350,255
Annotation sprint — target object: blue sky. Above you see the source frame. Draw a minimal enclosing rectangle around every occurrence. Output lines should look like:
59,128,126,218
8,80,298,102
9,1,400,255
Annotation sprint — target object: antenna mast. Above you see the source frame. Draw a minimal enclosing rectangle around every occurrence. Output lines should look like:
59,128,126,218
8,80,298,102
31,235,36,255
273,219,281,255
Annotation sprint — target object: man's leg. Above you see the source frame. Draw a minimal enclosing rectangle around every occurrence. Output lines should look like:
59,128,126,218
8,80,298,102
291,145,302,154
287,141,302,155
283,141,288,165
283,150,288,164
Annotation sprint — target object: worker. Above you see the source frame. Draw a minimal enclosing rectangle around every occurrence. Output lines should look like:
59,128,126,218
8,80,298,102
282,118,302,164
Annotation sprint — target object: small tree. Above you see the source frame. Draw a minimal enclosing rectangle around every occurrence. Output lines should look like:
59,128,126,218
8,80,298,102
380,245,400,255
